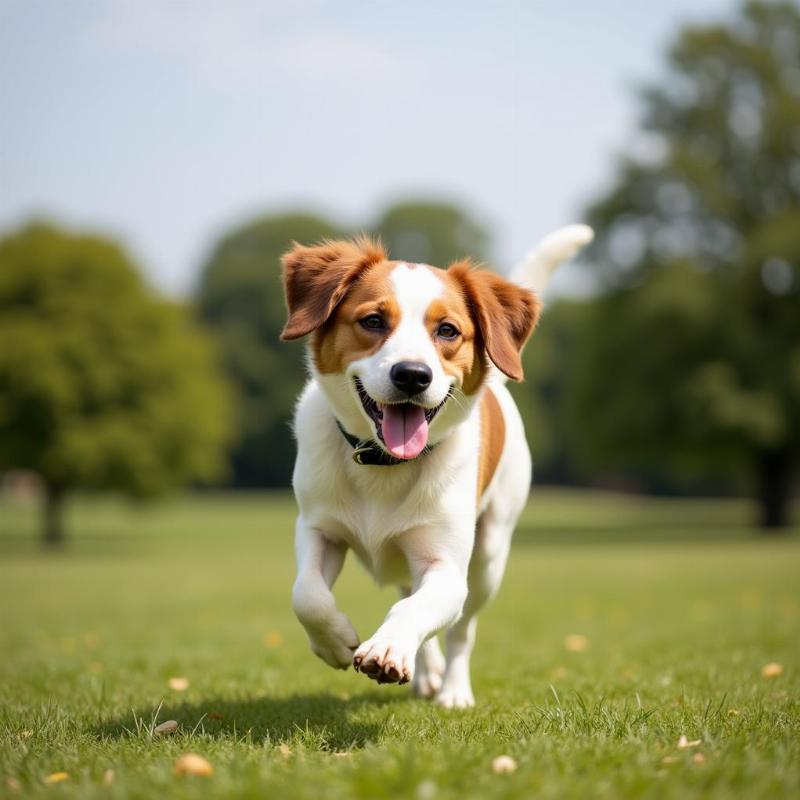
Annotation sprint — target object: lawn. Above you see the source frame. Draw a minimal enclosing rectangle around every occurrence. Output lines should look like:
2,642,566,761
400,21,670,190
1,489,798,799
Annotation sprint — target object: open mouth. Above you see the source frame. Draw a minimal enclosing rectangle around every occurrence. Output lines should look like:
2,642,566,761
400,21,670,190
354,378,448,460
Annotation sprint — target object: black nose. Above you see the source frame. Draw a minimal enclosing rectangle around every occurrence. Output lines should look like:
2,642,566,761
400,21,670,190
390,361,432,395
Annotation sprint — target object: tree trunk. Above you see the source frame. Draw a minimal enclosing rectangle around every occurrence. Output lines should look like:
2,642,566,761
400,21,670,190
757,448,793,532
43,484,65,547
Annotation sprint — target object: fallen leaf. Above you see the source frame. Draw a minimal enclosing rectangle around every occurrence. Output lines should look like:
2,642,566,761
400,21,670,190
209,712,224,720
102,769,115,785
678,735,701,749
564,634,589,652
491,755,518,774
174,754,213,777
263,631,283,647
728,708,740,716
692,753,706,764
168,677,189,691
154,720,179,735
43,772,70,784
761,662,783,679
417,779,437,800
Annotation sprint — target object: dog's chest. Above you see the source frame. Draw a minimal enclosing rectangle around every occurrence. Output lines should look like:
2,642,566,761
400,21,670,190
313,471,443,583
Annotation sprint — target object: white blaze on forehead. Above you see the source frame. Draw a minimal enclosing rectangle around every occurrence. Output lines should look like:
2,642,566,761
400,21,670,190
384,262,444,368
390,262,443,326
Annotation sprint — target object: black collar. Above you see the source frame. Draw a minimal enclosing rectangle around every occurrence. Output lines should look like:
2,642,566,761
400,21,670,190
335,419,436,466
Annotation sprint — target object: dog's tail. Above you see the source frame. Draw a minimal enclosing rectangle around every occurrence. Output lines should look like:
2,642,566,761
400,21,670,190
488,224,593,386
507,223,594,297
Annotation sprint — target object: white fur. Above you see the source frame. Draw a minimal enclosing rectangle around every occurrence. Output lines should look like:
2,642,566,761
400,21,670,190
289,226,592,706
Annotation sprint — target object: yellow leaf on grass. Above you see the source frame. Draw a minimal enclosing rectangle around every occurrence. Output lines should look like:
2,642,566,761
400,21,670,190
761,662,783,679
168,677,189,691
174,754,213,777
564,634,589,652
43,772,69,784
678,735,701,749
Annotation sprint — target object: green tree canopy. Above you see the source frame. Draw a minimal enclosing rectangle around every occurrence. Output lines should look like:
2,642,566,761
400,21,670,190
373,200,490,266
0,222,232,544
573,0,800,527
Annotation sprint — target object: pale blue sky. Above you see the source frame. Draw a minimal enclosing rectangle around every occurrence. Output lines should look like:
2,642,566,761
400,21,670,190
0,0,737,296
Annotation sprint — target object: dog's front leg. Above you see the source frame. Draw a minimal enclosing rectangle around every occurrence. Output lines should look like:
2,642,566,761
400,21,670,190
292,516,359,669
353,527,469,685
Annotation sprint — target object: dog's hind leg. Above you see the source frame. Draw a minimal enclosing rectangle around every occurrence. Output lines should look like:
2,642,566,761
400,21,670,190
436,513,513,709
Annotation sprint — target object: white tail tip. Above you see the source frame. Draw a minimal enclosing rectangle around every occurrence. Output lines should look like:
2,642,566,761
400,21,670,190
510,223,594,296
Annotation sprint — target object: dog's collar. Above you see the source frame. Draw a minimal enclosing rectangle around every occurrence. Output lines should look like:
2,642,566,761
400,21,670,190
335,419,436,466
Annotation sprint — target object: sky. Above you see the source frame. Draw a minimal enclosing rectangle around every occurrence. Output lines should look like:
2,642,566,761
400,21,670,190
0,0,738,297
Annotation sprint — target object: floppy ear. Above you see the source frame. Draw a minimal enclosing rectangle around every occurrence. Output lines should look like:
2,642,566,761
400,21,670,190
449,261,540,382
280,237,386,341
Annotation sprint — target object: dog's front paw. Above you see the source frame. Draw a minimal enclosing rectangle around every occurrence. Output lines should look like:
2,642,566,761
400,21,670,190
353,634,416,685
306,614,359,670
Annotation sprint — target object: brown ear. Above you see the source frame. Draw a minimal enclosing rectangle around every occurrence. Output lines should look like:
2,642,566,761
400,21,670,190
449,260,540,381
280,237,386,341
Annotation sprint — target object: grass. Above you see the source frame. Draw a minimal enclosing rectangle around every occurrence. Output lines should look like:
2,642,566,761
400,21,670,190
0,488,798,799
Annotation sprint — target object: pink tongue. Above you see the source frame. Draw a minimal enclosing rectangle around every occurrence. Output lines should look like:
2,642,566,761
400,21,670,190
380,404,429,459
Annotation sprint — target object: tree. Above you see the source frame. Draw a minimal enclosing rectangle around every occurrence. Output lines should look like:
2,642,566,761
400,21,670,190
374,200,490,266
575,1,800,528
0,222,232,545
197,213,346,487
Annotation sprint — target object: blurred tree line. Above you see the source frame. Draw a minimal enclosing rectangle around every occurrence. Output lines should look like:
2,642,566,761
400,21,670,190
196,0,799,529
1,0,797,542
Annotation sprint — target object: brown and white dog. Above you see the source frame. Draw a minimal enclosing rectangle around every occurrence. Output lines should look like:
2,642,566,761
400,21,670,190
280,225,592,707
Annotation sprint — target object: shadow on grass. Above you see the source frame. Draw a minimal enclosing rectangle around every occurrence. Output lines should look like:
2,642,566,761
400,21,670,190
96,690,408,751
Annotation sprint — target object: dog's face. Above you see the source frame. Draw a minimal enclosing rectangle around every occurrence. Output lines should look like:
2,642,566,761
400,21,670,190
281,238,539,460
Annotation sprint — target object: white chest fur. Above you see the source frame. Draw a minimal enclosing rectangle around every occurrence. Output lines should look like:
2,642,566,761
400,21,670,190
292,379,480,584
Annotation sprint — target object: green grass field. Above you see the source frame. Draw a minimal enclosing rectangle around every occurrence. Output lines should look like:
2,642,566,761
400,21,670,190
1,489,798,799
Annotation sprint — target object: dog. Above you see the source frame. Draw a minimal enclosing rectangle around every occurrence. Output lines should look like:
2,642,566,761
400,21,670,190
280,224,593,707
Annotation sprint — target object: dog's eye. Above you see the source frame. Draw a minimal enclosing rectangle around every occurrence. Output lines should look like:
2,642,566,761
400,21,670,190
360,313,385,331
436,322,460,340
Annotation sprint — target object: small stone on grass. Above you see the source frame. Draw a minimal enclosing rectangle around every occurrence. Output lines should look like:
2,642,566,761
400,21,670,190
492,755,517,774
155,720,179,736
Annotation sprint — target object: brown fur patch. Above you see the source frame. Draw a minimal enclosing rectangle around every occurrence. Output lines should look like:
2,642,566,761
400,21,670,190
477,387,505,500
280,236,387,341
422,278,480,392
313,261,402,374
447,260,540,384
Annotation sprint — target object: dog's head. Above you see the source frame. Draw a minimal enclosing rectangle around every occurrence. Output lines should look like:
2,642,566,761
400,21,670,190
281,237,540,460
